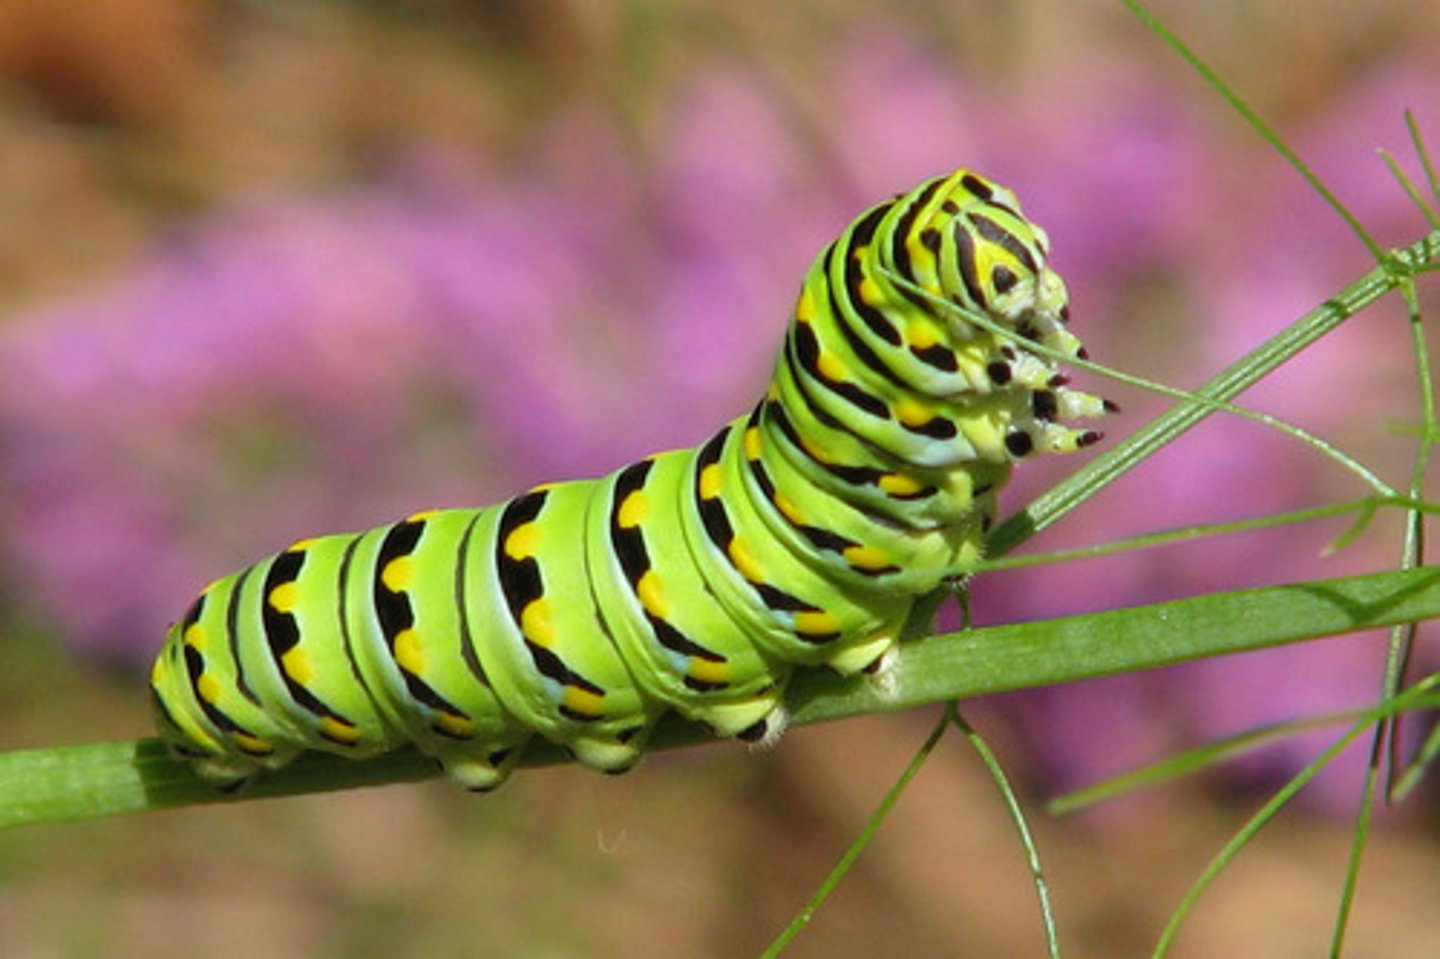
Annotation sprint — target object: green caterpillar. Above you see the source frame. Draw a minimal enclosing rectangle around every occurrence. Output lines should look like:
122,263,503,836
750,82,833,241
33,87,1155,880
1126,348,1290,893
151,169,1109,791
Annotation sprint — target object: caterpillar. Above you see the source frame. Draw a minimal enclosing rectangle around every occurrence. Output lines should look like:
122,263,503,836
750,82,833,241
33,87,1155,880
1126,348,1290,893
150,169,1110,791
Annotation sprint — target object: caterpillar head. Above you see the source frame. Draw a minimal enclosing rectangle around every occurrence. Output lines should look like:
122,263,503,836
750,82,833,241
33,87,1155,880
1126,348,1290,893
927,171,1084,362
902,170,1108,456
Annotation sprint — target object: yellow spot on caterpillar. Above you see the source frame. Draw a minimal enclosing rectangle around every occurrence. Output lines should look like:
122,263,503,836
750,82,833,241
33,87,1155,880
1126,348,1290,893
406,509,440,522
505,522,541,561
699,463,723,500
320,716,361,745
636,570,667,619
151,658,167,685
907,319,939,350
798,433,835,465
393,628,424,674
774,491,804,525
269,581,300,614
521,599,554,647
233,732,274,756
817,349,848,383
563,686,605,718
843,544,891,571
289,538,320,552
433,710,474,738
878,472,925,496
907,228,937,264
727,538,765,584
382,556,415,593
894,399,934,428
766,385,780,402
688,657,730,686
197,672,223,705
743,426,762,461
530,481,559,493
796,289,815,323
281,646,312,684
857,276,883,306
795,609,841,635
183,622,207,649
617,490,649,528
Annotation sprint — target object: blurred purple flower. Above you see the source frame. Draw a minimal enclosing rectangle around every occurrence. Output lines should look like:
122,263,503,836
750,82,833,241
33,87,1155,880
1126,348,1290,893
0,145,719,656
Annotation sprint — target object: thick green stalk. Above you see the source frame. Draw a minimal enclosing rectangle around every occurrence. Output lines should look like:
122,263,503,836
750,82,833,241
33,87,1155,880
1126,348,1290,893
2,565,1437,830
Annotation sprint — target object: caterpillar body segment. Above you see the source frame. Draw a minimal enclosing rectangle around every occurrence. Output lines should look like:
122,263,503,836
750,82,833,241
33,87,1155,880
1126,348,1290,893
152,169,1109,790
586,449,791,740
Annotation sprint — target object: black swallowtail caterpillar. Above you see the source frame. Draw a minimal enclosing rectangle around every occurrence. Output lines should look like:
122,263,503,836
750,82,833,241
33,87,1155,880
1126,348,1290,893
150,169,1110,791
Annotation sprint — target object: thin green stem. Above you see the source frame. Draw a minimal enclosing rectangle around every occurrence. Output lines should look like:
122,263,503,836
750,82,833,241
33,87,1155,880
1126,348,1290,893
1119,0,1383,261
976,497,1437,575
950,705,1060,958
1407,111,1440,215
1382,151,1440,231
986,228,1440,559
1152,718,1379,958
1050,681,1440,816
1390,713,1440,800
758,711,950,958
1333,268,1439,953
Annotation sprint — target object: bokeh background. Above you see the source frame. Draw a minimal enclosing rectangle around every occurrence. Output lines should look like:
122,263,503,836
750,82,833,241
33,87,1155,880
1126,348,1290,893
1,1,1438,956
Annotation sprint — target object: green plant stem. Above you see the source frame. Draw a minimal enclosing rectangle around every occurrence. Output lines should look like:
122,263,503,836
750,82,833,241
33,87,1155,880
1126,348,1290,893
1120,0,1382,260
986,228,1440,558
759,710,950,958
951,705,1060,958
4,565,1439,830
1152,718,1374,958
1333,264,1439,954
